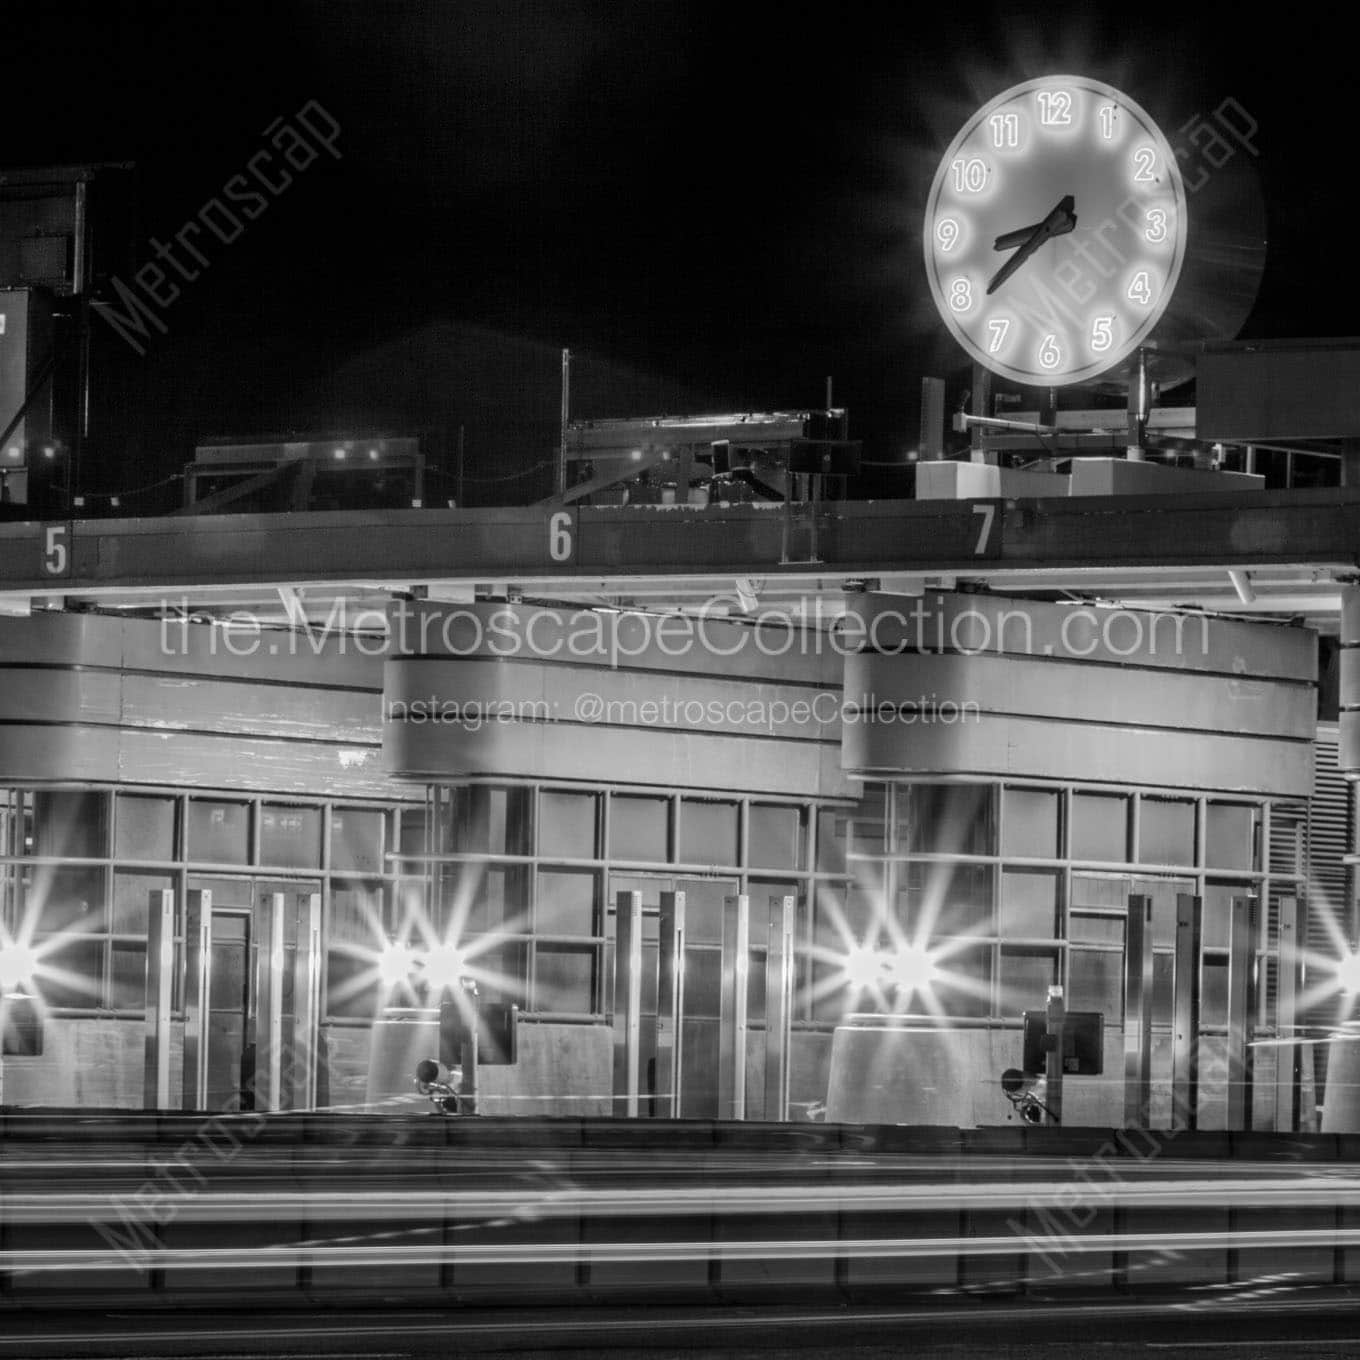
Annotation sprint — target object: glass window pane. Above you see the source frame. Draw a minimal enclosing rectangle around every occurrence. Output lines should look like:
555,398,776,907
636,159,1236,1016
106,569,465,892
260,804,322,870
750,804,802,870
851,785,888,857
113,872,174,935
897,783,994,856
455,864,529,936
475,942,528,1005
816,808,848,873
330,809,385,875
999,947,1057,1017
535,944,597,1013
1206,803,1258,871
537,869,599,936
680,799,738,867
609,795,669,862
115,795,176,862
933,945,991,1018
747,949,766,1023
189,875,253,910
188,800,250,865
1071,794,1128,863
1002,788,1059,858
538,791,598,860
1070,913,1123,945
899,862,993,938
1202,958,1229,1026
1139,798,1195,866
452,786,531,855
110,941,148,1011
1069,948,1122,1018
32,865,106,934
999,869,1060,938
32,790,109,859
674,878,731,945
38,938,104,1007
326,950,377,1020
683,948,722,1017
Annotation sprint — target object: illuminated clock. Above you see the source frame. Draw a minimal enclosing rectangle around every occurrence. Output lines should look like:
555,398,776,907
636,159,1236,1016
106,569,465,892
923,75,1188,386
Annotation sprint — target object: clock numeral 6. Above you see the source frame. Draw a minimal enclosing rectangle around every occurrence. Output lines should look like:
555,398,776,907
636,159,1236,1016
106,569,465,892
1090,315,1115,353
948,278,973,312
1038,334,1062,371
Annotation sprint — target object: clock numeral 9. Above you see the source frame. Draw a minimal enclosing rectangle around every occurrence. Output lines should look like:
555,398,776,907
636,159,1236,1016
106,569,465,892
986,318,1010,353
1098,104,1117,140
1132,145,1158,182
1127,271,1153,306
950,156,988,193
948,278,973,312
1038,334,1062,370
1144,207,1168,243
1090,314,1114,353
936,217,961,252
1037,89,1072,126
988,112,1019,148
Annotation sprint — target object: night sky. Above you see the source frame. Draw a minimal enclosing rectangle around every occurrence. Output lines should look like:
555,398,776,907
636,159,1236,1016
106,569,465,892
4,2,1352,504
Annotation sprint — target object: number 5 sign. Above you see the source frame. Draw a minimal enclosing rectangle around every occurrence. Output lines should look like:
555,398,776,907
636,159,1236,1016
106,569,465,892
41,523,73,579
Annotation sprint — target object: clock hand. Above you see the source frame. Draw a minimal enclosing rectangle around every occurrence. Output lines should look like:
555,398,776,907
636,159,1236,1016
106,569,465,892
986,195,1077,296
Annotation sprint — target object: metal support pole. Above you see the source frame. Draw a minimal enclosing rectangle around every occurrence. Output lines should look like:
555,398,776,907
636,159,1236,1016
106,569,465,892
969,362,991,463
1274,895,1301,1134
614,890,642,1117
1123,894,1154,1128
719,894,751,1121
1127,348,1149,461
657,891,687,1118
181,888,212,1111
249,892,286,1112
555,348,571,497
291,892,323,1112
143,889,176,1109
1044,984,1066,1127
1226,895,1257,1131
919,377,946,461
1171,893,1202,1131
764,895,795,1122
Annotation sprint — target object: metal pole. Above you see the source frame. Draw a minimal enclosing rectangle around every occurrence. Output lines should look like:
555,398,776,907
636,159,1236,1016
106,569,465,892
143,889,176,1109
969,362,991,464
1274,895,1300,1133
1171,893,1202,1130
556,348,571,498
1127,348,1149,461
719,894,750,1120
1124,894,1154,1127
249,892,286,1112
764,895,795,1122
614,890,642,1117
181,888,212,1110
657,891,687,1118
291,892,322,1112
1226,895,1257,1131
1044,984,1066,1126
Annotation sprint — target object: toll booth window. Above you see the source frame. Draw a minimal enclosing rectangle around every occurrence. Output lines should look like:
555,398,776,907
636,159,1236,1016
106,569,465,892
1071,793,1129,863
260,804,322,870
330,808,385,875
679,799,738,868
1138,797,1195,866
1001,787,1060,858
609,794,669,862
748,804,803,870
32,790,109,859
999,868,1061,938
538,791,598,859
1205,802,1259,871
535,868,599,936
187,799,250,865
114,794,177,862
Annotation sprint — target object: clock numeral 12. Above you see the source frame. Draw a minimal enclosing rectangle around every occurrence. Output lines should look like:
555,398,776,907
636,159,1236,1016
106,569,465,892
1037,89,1072,126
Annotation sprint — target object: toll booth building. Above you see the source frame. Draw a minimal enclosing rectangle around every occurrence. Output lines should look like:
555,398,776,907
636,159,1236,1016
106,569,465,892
0,591,1334,1130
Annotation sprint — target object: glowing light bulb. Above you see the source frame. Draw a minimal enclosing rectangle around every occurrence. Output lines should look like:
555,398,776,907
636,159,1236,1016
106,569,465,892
889,943,939,995
1337,952,1360,995
377,942,416,986
0,941,37,991
844,947,883,990
422,943,467,990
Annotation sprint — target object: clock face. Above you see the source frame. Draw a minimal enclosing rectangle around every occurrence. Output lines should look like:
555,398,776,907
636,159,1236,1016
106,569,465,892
923,75,1188,386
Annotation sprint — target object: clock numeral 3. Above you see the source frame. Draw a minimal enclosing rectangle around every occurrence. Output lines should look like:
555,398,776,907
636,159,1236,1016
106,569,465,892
1144,208,1168,243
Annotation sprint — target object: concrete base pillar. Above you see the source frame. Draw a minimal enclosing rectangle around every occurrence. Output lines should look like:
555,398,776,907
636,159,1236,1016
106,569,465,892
1321,1040,1360,1132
